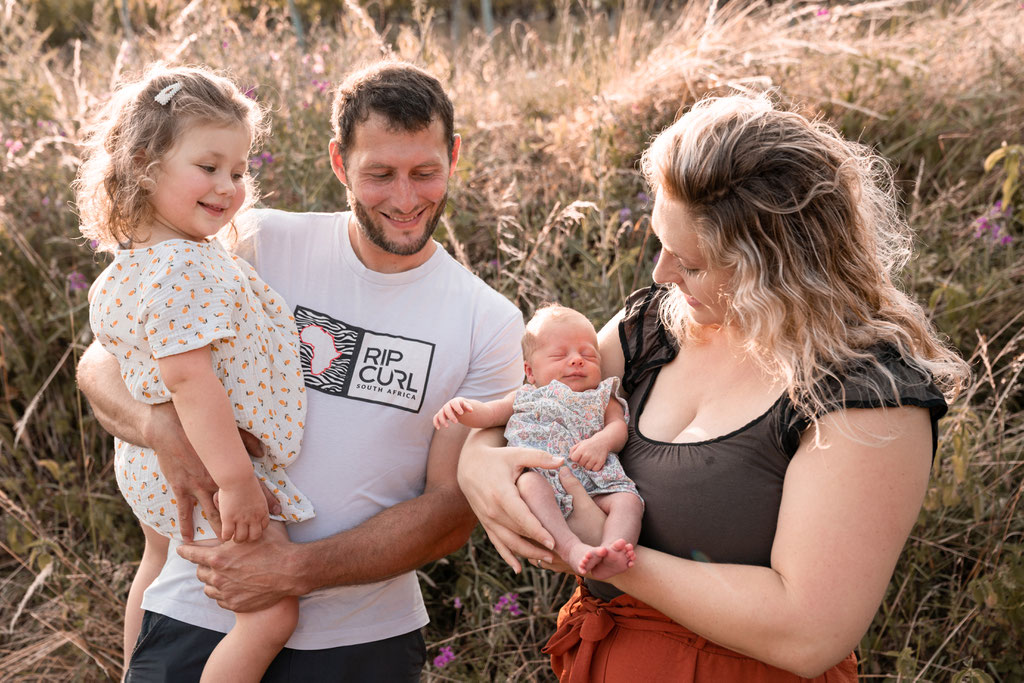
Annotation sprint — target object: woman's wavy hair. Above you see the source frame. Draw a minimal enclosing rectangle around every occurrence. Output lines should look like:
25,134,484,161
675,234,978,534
74,64,268,252
641,94,968,426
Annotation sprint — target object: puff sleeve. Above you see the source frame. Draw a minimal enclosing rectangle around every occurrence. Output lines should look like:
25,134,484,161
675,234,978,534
618,284,678,396
137,245,239,358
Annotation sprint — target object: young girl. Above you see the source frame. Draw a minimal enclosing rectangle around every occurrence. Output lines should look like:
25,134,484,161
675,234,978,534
435,305,644,579
75,65,313,681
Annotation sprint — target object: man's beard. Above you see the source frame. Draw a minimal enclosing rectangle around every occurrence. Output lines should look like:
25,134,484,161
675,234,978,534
350,192,448,257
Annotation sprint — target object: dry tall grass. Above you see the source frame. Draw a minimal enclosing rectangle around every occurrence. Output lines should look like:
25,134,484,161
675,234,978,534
1,0,1021,680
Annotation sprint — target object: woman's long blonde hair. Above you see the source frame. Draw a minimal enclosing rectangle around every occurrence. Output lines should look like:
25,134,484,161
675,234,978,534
642,94,968,424
74,64,268,252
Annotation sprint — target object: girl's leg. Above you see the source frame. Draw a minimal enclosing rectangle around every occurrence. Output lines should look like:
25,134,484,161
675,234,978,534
517,471,607,575
588,492,645,580
200,521,298,683
124,522,169,673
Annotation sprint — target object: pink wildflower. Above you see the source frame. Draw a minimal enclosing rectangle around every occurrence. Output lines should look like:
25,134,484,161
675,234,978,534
68,271,89,291
493,592,522,616
433,646,456,668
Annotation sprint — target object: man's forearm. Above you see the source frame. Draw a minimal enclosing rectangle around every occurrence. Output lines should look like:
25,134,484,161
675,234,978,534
77,340,152,447
289,484,476,593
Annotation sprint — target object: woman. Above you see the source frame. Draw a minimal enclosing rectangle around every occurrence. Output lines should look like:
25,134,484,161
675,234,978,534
458,95,968,680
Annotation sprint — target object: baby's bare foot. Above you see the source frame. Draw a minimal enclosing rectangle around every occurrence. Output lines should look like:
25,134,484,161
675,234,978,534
570,544,608,575
588,539,636,581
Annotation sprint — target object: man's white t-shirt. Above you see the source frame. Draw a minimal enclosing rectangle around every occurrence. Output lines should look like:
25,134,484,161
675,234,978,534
141,209,525,649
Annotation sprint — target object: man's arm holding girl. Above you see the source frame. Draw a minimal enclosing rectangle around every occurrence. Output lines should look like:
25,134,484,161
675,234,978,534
78,340,478,611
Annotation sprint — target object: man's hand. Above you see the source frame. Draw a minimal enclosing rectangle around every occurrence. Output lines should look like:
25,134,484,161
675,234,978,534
147,403,280,541
569,435,610,471
147,402,222,541
177,527,303,612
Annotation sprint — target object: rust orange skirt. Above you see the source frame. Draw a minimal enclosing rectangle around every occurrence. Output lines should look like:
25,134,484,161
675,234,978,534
543,584,858,683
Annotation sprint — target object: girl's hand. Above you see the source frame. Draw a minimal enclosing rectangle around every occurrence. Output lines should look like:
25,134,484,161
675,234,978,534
569,436,610,471
433,397,475,429
216,477,270,543
458,428,564,573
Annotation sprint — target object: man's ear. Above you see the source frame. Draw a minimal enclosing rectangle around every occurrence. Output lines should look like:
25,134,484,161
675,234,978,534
328,140,348,186
447,134,461,178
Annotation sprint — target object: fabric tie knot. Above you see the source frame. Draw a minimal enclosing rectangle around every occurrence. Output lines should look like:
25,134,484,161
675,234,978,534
579,605,615,642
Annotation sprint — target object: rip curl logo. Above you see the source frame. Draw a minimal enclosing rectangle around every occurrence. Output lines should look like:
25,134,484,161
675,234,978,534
294,305,434,413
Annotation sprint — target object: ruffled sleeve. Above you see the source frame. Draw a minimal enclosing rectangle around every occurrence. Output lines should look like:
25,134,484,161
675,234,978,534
778,343,949,457
137,244,239,358
618,285,677,395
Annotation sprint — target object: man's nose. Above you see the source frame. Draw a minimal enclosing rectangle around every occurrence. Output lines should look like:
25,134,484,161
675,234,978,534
391,176,417,213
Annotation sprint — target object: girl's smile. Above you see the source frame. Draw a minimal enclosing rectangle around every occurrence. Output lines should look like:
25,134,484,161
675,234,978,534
141,121,251,246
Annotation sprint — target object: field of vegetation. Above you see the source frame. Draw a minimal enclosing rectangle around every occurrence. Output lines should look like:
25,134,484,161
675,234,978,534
1,0,1022,680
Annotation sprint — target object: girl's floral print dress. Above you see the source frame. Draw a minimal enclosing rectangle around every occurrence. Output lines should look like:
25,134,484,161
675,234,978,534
504,377,641,517
90,239,314,540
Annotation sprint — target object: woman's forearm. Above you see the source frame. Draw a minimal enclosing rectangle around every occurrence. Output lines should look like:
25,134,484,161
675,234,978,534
610,548,846,676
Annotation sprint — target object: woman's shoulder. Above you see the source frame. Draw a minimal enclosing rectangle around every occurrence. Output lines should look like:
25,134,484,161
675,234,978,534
776,343,949,457
619,285,677,394
826,343,947,412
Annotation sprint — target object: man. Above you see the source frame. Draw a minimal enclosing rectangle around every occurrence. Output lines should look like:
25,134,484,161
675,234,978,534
77,61,525,681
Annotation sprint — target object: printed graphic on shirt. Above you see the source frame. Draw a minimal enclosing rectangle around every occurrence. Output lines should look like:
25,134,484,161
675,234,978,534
294,305,434,413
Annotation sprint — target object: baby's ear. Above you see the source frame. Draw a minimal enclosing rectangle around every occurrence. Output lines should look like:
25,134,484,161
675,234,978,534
523,360,535,384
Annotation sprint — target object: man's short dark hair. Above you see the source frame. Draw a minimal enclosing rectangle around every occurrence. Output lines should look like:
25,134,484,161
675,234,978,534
331,61,455,161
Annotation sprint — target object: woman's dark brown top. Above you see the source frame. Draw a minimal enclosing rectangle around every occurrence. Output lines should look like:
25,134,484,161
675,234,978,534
587,285,947,601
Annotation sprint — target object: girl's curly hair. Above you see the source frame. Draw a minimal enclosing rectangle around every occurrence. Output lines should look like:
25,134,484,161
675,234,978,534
74,64,268,252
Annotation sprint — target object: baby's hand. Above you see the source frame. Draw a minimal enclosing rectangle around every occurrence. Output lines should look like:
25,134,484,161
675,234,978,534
216,477,270,543
433,397,475,429
569,437,609,472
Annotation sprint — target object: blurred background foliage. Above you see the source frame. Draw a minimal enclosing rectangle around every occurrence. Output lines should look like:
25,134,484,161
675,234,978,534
1,0,1022,680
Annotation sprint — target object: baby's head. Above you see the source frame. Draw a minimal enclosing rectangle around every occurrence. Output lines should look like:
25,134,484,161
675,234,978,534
522,305,602,392
75,64,268,252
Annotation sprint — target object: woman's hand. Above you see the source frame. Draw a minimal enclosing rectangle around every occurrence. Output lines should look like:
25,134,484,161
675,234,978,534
458,427,564,573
